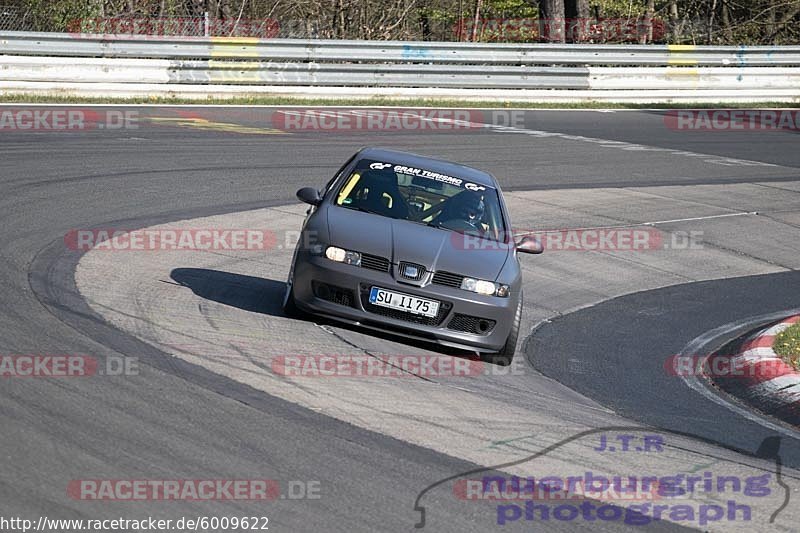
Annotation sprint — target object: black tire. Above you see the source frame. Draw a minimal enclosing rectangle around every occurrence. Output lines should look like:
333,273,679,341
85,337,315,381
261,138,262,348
482,294,522,367
282,281,306,319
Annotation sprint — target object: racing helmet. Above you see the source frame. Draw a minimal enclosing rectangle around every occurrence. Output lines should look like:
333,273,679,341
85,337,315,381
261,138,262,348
453,191,485,224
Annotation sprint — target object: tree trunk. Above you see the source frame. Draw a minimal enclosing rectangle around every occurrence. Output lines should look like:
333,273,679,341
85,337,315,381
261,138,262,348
720,0,731,42
668,0,682,43
707,0,717,44
419,0,431,41
565,0,589,42
332,0,342,38
639,0,655,44
219,0,232,20
767,1,777,42
539,0,565,43
470,0,483,42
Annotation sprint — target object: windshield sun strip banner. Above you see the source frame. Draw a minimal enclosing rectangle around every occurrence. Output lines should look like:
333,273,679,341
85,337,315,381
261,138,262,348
367,161,490,192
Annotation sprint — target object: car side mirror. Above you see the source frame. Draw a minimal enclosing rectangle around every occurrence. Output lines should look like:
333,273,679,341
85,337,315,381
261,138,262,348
516,235,543,254
297,187,322,206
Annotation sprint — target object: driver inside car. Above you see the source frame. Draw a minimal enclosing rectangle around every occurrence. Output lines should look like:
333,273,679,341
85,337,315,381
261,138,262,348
433,190,486,232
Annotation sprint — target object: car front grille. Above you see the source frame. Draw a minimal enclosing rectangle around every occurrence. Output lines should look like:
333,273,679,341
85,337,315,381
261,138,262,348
447,313,496,335
360,253,391,273
312,281,355,308
432,271,464,288
398,261,426,281
359,286,451,326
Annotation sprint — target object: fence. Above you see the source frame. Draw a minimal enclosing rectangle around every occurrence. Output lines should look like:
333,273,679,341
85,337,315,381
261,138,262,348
0,13,673,43
1,31,799,102
0,6,27,32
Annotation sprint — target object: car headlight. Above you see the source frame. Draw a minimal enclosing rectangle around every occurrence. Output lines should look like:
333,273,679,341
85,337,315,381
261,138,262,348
325,246,361,266
460,277,509,297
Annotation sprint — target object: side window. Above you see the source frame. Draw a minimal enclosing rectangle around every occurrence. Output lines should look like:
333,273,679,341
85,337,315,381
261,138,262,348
323,153,358,196
483,194,506,241
336,172,362,205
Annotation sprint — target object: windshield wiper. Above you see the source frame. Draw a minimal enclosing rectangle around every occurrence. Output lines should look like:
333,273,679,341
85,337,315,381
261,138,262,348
346,205,383,216
425,221,448,231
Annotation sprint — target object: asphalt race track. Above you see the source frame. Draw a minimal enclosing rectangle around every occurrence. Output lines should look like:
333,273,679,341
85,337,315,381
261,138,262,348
530,272,800,456
2,106,800,532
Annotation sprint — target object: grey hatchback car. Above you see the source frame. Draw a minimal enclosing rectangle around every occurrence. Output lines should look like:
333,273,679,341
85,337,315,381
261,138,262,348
283,148,541,365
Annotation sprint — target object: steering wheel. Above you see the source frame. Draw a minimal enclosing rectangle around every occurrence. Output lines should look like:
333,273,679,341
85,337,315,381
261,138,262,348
437,218,483,233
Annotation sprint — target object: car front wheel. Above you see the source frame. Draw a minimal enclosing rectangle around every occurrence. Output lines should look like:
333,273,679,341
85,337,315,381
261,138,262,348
282,280,305,318
482,294,521,367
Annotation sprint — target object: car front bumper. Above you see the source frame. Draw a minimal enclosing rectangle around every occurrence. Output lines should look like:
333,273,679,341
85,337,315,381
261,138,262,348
291,253,518,352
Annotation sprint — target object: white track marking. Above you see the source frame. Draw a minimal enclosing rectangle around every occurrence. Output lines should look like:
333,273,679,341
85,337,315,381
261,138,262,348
512,211,757,237
642,212,759,225
408,111,779,168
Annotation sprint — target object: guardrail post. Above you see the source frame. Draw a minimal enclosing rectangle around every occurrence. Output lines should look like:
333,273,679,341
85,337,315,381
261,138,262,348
204,12,210,37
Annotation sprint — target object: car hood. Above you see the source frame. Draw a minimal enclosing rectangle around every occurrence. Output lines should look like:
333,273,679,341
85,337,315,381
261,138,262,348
326,206,510,281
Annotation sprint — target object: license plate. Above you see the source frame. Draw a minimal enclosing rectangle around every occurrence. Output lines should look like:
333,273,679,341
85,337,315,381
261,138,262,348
369,287,440,318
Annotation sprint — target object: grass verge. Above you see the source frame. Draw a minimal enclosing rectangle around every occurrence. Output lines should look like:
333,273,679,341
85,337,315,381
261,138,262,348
1,93,799,108
774,321,800,370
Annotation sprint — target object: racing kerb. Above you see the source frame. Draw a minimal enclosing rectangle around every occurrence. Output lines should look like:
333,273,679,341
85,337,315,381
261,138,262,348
710,316,800,423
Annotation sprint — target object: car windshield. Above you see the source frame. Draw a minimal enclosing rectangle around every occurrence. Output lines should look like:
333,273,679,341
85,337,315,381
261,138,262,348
334,158,507,241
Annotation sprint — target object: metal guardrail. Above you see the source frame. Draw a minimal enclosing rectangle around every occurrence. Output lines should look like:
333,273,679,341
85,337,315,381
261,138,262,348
1,31,799,101
0,56,591,88
5,55,800,90
173,63,591,89
2,31,800,66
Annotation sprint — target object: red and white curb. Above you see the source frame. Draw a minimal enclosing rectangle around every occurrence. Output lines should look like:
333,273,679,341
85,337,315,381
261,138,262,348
710,315,800,422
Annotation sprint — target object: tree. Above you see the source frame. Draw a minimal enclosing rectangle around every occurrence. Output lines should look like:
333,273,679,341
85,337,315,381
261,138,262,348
640,0,655,44
538,0,564,42
10,0,800,44
565,0,588,41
